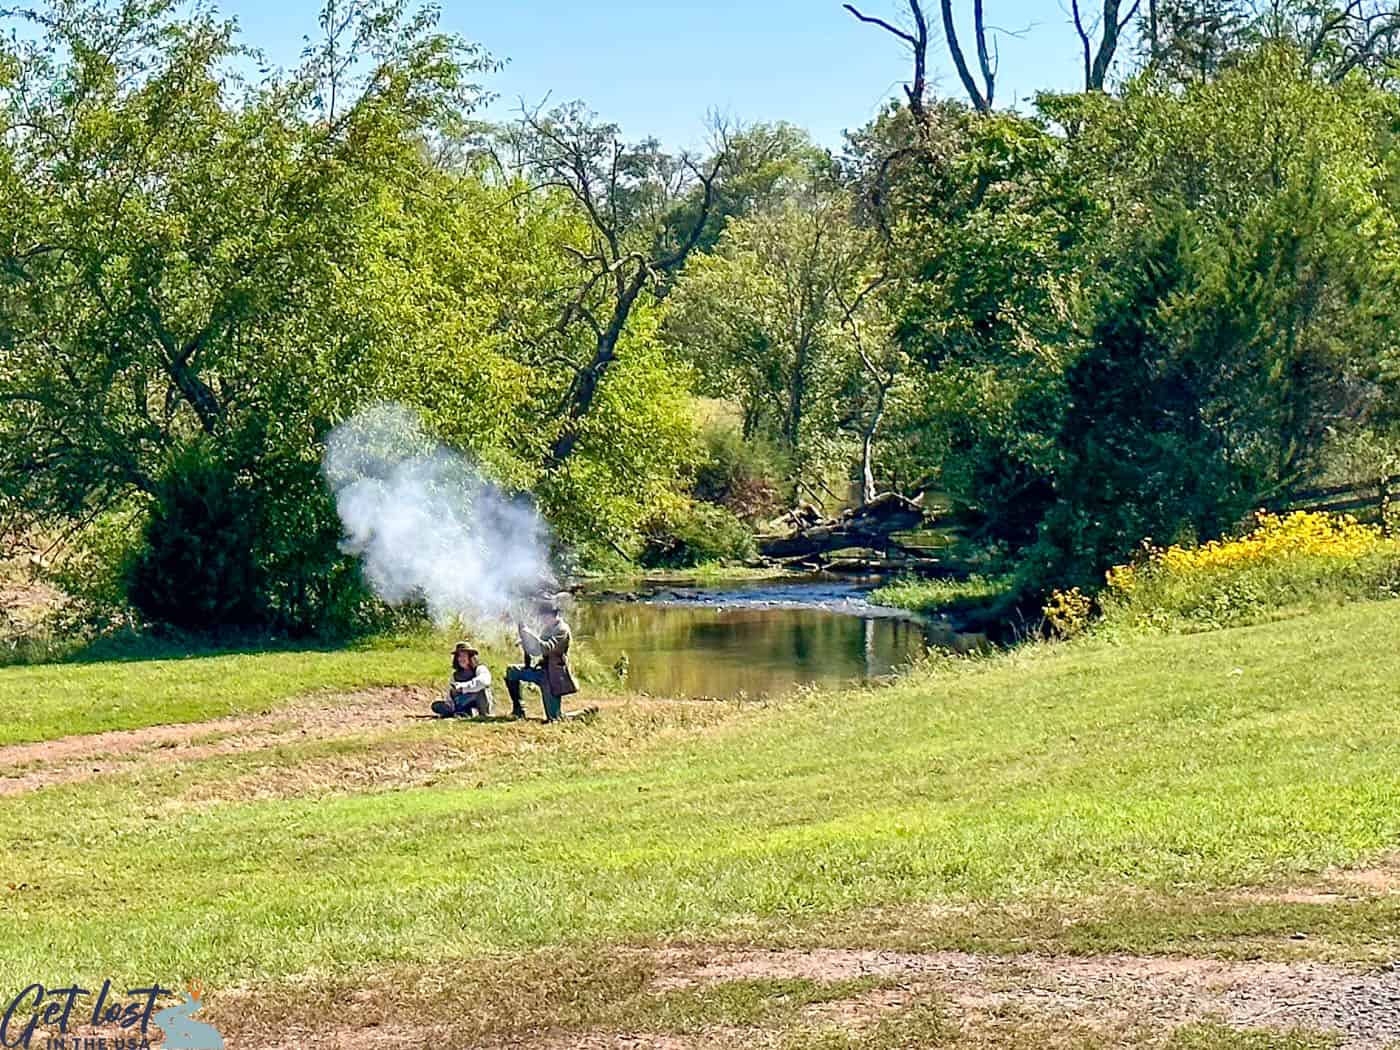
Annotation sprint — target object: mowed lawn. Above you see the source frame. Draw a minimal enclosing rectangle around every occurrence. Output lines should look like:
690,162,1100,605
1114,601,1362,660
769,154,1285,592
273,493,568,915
0,636,456,746
1,600,1398,992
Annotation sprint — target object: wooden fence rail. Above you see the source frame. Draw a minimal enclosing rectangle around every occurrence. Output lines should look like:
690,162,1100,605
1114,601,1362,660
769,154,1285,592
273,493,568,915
1268,475,1394,530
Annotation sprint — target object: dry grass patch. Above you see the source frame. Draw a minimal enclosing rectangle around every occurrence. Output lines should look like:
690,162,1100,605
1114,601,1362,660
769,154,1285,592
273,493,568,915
196,945,1397,1050
0,686,747,799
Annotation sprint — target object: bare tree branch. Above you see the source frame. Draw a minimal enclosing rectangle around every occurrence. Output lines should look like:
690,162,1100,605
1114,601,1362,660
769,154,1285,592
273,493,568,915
845,1,929,124
1089,0,1139,88
939,0,993,113
1071,0,1138,90
842,3,919,45
1116,0,1141,33
1072,0,1094,88
973,0,998,104
1327,6,1400,81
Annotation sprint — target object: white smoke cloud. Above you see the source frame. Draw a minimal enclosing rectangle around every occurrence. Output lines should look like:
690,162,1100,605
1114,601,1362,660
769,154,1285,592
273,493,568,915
323,404,556,629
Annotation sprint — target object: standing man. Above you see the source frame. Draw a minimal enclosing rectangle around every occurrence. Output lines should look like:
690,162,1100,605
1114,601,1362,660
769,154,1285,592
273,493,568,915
432,642,494,718
505,598,578,723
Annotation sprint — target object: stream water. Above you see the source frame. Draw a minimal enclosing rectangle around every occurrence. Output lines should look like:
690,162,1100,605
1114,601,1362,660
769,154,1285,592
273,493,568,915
573,577,938,699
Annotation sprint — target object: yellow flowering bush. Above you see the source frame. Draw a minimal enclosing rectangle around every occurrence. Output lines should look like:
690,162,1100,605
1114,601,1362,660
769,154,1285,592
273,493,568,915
1106,511,1381,594
1043,586,1093,638
1099,510,1400,633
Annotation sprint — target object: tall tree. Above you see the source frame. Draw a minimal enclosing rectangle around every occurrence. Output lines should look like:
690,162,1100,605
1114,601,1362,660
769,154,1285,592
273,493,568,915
0,0,498,627
514,103,727,468
1138,0,1400,85
918,52,1400,590
1073,0,1144,89
664,192,882,494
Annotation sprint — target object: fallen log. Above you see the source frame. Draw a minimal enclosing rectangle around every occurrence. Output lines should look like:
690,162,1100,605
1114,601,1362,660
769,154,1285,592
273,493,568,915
759,492,926,560
822,556,939,574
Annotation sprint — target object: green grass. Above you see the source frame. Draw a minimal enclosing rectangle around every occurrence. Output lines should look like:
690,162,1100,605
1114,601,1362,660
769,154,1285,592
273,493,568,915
1,598,1398,996
781,1002,957,1049
0,639,439,745
867,573,1013,615
0,631,533,746
1166,1025,1340,1050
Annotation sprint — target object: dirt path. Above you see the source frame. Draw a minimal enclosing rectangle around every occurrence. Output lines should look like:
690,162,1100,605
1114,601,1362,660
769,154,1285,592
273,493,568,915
0,685,440,795
220,945,1400,1050
657,946,1400,1047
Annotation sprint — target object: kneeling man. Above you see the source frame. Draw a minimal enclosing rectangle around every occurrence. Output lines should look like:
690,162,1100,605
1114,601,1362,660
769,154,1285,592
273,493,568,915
506,599,577,723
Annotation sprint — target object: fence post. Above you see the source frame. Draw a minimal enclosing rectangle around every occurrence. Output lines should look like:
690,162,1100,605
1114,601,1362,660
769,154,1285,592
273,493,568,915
1380,474,1392,536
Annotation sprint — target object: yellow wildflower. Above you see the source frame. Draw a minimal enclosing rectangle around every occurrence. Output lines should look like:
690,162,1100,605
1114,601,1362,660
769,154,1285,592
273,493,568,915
1044,586,1093,638
1105,510,1381,595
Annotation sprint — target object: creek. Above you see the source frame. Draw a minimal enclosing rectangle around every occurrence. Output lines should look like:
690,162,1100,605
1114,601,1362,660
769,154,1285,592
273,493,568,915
572,576,951,699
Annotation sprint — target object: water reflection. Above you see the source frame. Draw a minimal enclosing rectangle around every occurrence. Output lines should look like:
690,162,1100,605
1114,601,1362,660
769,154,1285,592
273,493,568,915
574,599,932,699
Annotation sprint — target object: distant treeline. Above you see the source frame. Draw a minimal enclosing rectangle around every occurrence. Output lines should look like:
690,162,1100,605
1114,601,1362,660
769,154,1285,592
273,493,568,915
3,0,1398,634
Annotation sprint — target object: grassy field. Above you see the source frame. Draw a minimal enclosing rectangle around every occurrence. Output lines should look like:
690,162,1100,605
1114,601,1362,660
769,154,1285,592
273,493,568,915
0,634,453,745
2,601,1398,1047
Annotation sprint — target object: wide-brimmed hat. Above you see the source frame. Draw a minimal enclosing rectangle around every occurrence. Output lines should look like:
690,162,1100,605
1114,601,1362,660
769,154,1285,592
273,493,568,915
531,590,566,614
451,641,479,656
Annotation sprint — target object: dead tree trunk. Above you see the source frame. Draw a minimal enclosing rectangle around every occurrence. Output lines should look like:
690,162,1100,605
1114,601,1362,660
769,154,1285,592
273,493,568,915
1073,0,1142,90
846,0,995,116
519,105,728,470
760,492,925,559
860,379,891,505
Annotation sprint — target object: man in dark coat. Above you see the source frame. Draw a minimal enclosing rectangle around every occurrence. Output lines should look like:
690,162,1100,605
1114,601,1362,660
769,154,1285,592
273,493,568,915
505,598,578,723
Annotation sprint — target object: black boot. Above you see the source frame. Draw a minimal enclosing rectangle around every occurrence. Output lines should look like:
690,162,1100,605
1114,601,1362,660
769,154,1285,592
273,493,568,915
506,670,526,719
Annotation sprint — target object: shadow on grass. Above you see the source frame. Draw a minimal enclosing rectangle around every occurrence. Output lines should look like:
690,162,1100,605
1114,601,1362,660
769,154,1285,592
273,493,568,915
416,710,601,726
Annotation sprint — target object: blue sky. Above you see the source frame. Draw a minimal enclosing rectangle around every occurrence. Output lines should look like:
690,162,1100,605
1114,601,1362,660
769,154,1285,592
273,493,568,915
224,1,1103,150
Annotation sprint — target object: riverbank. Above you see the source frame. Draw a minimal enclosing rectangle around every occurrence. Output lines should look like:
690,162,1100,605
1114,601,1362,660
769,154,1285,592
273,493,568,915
867,573,1015,617
2,599,1397,1047
574,561,807,588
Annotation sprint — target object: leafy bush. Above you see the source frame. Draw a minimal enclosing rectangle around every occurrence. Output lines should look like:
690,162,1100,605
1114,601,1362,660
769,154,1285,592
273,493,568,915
1098,510,1400,633
126,440,384,636
692,424,789,524
639,500,757,569
127,443,266,631
1042,586,1093,638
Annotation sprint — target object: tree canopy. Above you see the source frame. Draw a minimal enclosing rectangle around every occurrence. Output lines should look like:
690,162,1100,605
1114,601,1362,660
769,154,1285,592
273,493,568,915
4,0,1400,632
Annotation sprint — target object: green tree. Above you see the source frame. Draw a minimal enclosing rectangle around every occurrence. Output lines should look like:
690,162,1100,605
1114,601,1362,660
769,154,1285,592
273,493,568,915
663,122,835,254
509,103,725,469
664,192,886,498
0,0,499,630
887,48,1400,592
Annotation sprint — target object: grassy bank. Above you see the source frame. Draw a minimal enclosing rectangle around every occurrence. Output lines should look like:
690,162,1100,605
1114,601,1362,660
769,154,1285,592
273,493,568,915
0,629,630,746
2,599,1397,995
867,573,1014,617
1094,512,1400,636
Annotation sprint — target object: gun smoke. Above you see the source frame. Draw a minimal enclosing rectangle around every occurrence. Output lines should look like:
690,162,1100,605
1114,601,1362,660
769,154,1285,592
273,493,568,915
323,404,555,629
